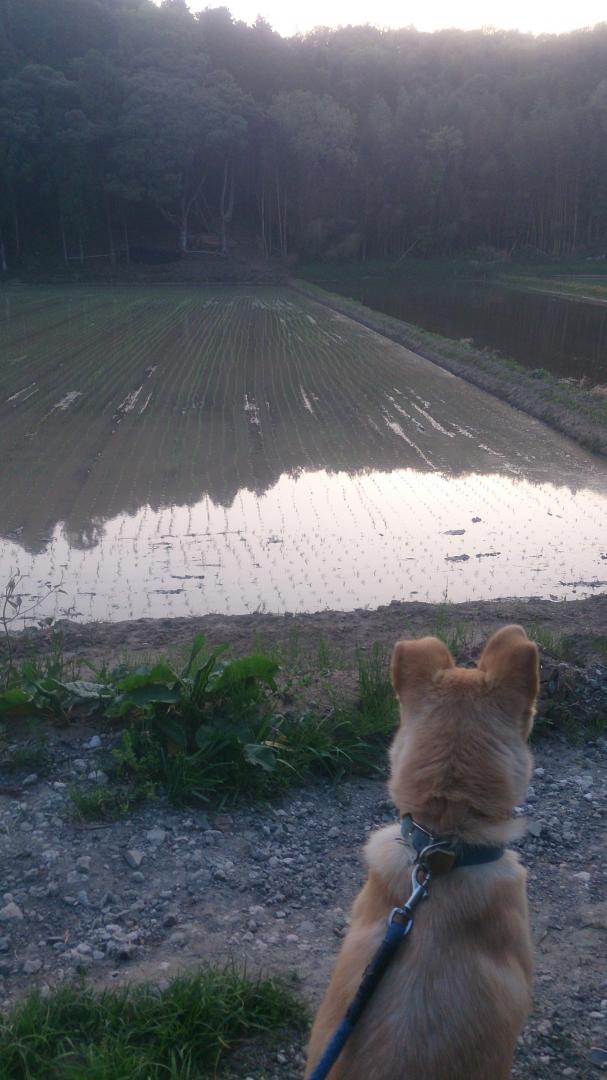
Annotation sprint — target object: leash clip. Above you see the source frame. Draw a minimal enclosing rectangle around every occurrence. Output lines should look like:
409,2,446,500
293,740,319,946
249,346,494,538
388,862,432,932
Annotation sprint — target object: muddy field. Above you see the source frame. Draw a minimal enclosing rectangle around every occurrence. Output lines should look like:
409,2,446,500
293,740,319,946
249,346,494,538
2,285,607,624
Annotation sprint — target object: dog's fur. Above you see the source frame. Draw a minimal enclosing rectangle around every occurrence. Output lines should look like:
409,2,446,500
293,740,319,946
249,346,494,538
305,625,538,1080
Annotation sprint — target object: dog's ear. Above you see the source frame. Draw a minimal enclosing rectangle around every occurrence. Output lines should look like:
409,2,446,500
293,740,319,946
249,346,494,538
478,625,539,732
391,637,454,708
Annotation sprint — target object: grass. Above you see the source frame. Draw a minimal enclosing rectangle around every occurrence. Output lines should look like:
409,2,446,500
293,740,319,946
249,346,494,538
69,781,154,821
0,730,50,775
527,624,573,662
0,968,306,1080
1,634,398,815
292,279,607,458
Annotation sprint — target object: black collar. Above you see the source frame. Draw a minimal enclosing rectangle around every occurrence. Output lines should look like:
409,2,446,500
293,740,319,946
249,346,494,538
401,814,505,870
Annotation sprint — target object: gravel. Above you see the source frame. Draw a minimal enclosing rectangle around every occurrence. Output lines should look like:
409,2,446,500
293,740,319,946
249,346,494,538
0,724,605,1078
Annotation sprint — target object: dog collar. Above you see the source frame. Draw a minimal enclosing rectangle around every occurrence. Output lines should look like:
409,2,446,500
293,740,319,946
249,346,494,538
401,814,505,871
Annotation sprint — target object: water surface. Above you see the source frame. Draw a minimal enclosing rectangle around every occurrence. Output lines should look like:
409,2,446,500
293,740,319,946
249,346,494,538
1,285,606,621
323,275,607,384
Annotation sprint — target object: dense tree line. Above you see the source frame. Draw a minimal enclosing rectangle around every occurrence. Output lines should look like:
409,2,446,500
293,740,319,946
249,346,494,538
1,0,607,268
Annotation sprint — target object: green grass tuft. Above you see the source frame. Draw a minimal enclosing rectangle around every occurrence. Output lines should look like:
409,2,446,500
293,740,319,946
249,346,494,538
0,969,306,1080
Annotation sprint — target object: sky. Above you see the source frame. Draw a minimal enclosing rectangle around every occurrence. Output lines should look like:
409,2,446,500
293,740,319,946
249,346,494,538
185,0,606,38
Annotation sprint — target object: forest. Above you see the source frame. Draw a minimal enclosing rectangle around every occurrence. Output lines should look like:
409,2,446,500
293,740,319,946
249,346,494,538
1,0,607,269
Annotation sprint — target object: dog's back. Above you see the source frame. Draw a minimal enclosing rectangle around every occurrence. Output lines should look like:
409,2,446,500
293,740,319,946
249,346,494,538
306,626,538,1080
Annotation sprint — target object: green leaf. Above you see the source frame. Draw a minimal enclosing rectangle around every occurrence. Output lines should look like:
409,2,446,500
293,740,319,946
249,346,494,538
0,688,33,714
117,685,180,707
243,743,277,772
58,681,109,701
191,646,228,703
209,655,278,695
152,716,188,750
180,634,208,679
116,663,177,692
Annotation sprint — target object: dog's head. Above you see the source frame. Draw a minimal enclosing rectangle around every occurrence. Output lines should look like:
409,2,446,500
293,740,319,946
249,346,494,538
388,625,539,839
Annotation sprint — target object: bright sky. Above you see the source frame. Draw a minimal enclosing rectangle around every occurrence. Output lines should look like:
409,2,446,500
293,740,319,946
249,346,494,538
186,0,606,38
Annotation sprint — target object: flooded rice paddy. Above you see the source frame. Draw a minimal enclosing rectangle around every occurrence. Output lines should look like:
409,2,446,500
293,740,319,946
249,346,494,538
326,275,607,384
1,284,607,622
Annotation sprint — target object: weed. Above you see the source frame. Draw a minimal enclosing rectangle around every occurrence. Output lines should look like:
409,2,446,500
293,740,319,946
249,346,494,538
69,781,153,821
0,968,306,1080
527,624,572,661
316,635,333,674
429,608,472,657
0,734,50,776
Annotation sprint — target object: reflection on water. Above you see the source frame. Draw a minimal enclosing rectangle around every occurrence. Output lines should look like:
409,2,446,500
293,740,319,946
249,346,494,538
329,277,607,384
1,285,607,622
2,469,607,621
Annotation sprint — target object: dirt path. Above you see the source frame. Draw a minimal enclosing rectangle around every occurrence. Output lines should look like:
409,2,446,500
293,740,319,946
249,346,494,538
1,723,605,1078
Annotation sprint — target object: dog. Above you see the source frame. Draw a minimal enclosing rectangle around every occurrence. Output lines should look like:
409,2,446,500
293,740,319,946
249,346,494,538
305,625,538,1080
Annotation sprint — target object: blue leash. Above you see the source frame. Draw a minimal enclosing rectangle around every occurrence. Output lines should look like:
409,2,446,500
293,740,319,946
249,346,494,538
307,864,431,1080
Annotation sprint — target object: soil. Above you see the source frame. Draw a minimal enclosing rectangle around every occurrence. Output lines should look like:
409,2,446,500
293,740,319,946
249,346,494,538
2,598,607,1076
7,594,607,671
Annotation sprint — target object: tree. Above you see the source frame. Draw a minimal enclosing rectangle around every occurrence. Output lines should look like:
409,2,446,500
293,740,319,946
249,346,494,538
114,70,249,252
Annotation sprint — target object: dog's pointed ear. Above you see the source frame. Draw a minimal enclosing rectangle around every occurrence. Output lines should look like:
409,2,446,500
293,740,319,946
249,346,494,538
478,625,539,731
391,637,454,707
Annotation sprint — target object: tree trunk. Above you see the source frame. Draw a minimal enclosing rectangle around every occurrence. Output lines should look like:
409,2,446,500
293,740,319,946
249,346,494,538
219,157,234,256
0,231,7,274
105,194,116,267
60,220,69,266
123,213,130,265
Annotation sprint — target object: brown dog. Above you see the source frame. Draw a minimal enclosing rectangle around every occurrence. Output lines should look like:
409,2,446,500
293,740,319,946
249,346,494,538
305,625,538,1080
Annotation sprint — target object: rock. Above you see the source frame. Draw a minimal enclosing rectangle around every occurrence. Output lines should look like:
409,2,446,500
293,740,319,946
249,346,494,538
528,820,543,838
22,774,38,787
124,849,145,869
167,930,187,947
85,736,102,750
533,767,545,778
22,957,42,974
573,871,591,884
76,856,91,873
87,770,108,785
146,828,167,845
0,901,24,921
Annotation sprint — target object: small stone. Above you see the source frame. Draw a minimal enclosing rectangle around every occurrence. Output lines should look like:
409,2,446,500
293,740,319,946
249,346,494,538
22,774,38,787
124,850,144,869
146,828,167,845
76,856,91,873
0,901,23,921
528,820,543,838
574,871,591,884
87,770,108,785
23,957,42,974
131,871,145,883
85,736,102,749
168,931,187,947
327,826,340,839
533,767,545,779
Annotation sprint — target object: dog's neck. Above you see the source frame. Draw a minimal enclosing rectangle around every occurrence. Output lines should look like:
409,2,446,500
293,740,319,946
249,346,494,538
398,804,526,846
